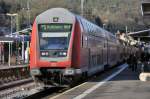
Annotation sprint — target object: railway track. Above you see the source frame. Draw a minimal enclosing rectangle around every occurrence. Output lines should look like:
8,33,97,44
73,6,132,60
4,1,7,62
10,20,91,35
0,83,67,99
0,82,36,99
0,65,35,98
0,65,31,86
0,63,123,99
0,66,67,99
0,78,33,91
0,77,65,99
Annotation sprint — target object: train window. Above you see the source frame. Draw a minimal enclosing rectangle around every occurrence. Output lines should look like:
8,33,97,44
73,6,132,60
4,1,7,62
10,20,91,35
104,39,106,48
84,35,88,48
81,33,88,48
92,56,94,66
82,35,84,48
40,37,69,50
97,55,101,65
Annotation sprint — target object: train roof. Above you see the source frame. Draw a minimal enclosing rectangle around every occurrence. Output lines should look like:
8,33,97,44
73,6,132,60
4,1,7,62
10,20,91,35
77,15,116,41
76,15,105,37
35,8,75,24
35,8,117,41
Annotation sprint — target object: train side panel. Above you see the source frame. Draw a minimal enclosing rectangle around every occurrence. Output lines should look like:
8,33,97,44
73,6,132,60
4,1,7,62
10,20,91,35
30,21,39,69
71,19,81,68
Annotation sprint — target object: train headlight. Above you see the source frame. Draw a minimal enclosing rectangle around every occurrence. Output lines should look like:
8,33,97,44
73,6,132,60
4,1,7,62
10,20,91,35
59,52,63,56
30,69,41,76
59,51,67,57
41,52,46,56
45,52,49,56
63,52,67,56
41,51,49,56
64,68,75,75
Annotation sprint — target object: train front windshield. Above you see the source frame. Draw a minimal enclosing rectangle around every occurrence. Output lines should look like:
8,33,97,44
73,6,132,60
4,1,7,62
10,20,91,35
38,24,72,57
40,37,68,50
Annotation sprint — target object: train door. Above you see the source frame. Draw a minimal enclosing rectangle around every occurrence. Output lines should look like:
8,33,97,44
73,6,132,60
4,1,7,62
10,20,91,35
103,38,107,65
86,34,91,72
88,35,93,72
88,48,91,69
100,37,106,71
105,37,109,69
80,32,89,73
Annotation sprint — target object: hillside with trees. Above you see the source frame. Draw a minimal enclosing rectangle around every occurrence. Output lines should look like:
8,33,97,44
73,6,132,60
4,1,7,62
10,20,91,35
0,0,147,34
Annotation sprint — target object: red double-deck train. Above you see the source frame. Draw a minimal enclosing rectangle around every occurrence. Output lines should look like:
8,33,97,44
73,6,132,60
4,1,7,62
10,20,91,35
30,8,135,87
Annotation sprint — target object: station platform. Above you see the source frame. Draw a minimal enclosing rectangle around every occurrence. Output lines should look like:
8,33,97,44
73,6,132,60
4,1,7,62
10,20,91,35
0,64,28,70
51,64,150,99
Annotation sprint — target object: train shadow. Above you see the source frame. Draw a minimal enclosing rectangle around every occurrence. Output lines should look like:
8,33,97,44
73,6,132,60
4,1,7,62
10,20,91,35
25,86,65,99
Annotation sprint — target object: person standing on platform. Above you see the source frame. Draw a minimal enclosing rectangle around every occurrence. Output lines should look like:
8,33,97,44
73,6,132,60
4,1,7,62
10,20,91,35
140,51,150,72
127,54,132,68
131,54,137,71
25,47,29,63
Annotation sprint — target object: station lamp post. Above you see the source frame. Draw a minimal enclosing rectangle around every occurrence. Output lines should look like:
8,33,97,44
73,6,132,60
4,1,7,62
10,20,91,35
81,0,85,16
6,13,18,65
22,0,31,27
27,0,31,27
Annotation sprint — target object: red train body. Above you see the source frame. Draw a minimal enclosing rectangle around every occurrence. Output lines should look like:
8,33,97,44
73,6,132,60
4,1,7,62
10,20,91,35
29,8,135,86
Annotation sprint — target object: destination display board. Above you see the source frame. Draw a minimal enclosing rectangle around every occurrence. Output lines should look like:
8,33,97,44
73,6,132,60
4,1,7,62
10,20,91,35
38,24,72,32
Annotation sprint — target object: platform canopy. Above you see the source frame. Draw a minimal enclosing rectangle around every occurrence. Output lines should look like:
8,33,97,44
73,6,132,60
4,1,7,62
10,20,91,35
128,29,150,42
4,34,30,42
3,27,31,42
0,37,14,43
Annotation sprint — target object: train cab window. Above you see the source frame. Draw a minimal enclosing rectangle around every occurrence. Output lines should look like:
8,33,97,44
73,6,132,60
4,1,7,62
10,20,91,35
40,37,68,50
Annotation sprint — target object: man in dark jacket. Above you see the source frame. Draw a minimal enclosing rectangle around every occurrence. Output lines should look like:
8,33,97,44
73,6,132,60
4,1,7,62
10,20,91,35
127,54,132,68
131,54,137,71
141,52,150,72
